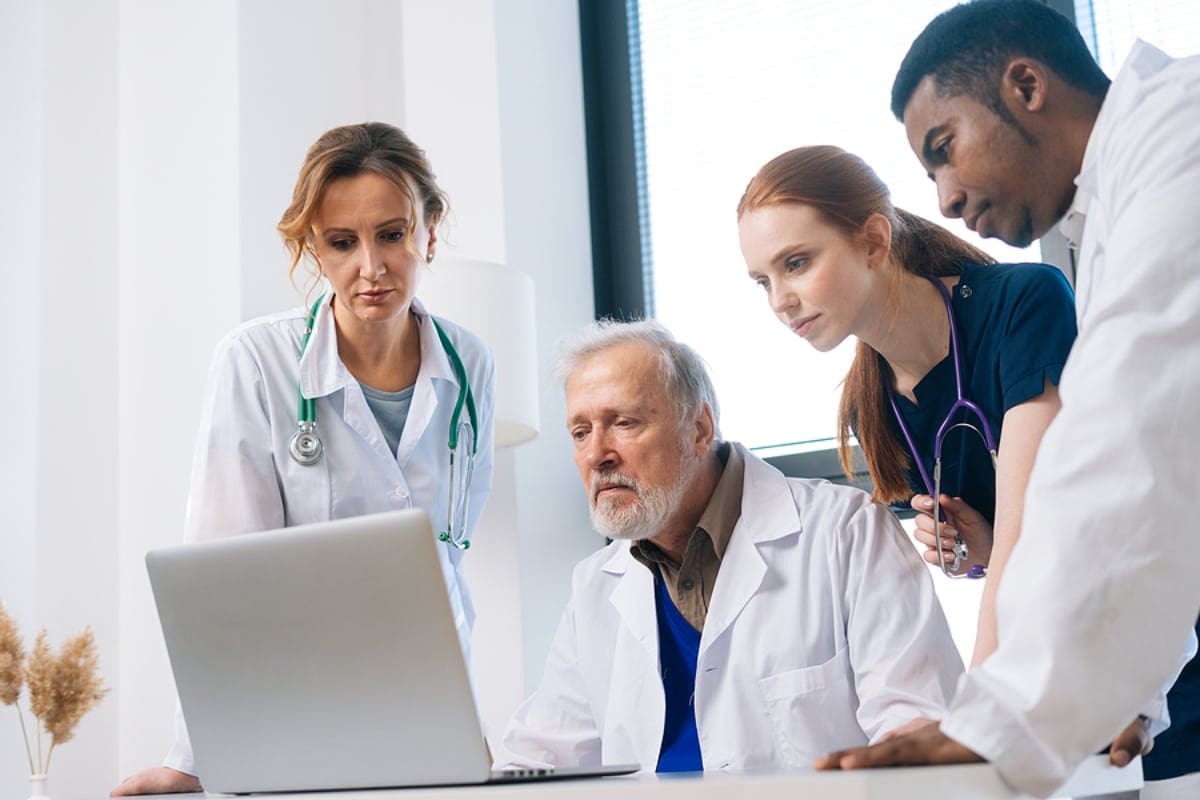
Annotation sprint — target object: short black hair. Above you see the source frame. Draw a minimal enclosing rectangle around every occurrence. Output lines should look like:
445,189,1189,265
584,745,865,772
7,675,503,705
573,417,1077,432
891,0,1110,121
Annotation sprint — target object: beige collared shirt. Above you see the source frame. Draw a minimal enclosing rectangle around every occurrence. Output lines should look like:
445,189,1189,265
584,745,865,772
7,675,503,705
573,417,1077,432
629,442,744,631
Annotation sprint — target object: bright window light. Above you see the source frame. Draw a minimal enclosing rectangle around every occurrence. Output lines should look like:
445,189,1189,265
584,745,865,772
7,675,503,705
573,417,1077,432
636,0,1037,452
1076,0,1200,72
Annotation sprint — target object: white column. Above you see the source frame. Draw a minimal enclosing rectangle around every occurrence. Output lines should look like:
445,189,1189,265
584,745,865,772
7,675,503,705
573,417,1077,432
237,0,408,320
400,0,508,266
493,0,600,695
115,0,242,782
116,0,416,782
0,1,122,797
400,0,600,741
399,0,523,744
0,0,45,790
0,0,43,636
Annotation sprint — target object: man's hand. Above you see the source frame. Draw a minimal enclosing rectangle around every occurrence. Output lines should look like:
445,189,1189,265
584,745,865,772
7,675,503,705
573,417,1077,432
911,494,993,575
877,716,938,742
110,766,201,796
815,723,982,770
1107,716,1153,767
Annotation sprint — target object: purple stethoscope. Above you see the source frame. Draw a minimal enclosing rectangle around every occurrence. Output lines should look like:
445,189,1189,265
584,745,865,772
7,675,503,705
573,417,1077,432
885,277,997,580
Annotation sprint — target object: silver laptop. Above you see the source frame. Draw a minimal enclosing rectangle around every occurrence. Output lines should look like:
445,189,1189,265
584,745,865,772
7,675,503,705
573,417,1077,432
146,509,637,794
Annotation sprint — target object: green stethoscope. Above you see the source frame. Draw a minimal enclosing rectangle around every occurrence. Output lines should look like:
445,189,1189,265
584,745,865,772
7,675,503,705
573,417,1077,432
288,295,479,549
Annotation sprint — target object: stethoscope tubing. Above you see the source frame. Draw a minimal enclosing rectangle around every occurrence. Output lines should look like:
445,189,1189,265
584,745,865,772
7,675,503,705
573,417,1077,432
885,276,998,580
287,294,478,549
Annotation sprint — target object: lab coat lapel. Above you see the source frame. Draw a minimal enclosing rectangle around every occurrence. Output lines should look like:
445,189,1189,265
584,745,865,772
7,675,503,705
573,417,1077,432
602,544,666,768
396,301,458,468
295,293,392,460
605,551,657,654
700,447,801,656
298,291,345,401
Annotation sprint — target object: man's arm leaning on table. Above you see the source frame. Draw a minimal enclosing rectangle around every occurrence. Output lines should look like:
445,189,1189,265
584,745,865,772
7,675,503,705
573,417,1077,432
497,593,605,770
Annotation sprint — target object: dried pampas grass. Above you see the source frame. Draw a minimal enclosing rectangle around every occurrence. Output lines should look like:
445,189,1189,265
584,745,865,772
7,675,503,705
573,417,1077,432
0,602,24,705
0,599,107,776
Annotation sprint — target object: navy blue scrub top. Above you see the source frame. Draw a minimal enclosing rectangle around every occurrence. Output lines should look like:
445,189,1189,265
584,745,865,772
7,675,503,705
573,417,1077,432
1147,626,1200,781
889,261,1075,524
887,261,1200,780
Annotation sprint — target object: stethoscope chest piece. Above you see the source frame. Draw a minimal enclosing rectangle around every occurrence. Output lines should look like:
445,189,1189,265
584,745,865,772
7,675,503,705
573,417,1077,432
289,420,323,466
287,295,478,549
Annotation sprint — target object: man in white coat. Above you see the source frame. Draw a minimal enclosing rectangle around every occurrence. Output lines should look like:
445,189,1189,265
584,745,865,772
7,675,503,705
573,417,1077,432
817,2,1200,797
500,319,964,772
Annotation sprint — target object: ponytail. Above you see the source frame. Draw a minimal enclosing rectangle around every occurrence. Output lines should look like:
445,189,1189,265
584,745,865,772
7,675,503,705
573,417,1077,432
839,208,994,502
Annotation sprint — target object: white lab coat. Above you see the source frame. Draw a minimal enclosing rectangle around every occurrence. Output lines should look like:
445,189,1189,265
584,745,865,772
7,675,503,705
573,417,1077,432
163,293,495,775
940,41,1200,798
501,444,963,772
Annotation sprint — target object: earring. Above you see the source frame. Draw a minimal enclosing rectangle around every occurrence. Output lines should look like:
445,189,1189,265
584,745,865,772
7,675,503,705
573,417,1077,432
426,251,435,264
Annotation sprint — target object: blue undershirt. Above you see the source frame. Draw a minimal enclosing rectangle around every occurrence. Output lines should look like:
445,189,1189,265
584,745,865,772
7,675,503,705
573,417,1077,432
654,576,703,773
1146,636,1200,781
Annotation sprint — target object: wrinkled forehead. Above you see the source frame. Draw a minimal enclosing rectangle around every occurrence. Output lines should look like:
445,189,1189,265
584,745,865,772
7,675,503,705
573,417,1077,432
565,343,668,417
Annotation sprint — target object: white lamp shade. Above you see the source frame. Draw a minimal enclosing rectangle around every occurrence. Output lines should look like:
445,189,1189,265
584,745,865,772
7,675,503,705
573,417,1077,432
418,257,540,448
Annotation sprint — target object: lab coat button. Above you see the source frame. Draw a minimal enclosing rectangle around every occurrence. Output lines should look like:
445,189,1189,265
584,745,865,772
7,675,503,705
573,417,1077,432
393,486,409,500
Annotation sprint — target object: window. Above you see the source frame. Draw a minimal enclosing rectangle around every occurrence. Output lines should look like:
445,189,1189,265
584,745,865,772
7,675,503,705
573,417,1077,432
579,0,1197,660
1075,0,1200,72
583,0,1035,480
581,0,1196,479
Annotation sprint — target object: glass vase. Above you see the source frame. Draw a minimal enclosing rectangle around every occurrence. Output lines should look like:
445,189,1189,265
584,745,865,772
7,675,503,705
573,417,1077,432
28,773,50,800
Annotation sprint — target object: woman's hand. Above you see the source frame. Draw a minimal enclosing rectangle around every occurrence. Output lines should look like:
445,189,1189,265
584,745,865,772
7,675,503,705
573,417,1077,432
110,766,201,796
911,494,993,576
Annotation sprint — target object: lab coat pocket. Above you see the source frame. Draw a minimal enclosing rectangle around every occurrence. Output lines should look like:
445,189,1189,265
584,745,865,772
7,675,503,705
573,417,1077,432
757,647,865,768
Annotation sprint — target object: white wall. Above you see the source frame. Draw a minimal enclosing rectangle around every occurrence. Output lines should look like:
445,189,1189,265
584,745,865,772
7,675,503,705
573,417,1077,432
115,0,241,783
492,0,605,694
1,2,121,798
237,0,409,320
0,0,42,658
0,1,596,797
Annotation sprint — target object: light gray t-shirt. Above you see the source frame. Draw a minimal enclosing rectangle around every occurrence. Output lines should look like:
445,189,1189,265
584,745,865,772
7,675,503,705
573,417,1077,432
360,383,415,457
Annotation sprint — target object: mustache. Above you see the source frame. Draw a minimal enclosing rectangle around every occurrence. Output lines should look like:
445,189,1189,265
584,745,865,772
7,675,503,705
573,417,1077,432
590,470,640,499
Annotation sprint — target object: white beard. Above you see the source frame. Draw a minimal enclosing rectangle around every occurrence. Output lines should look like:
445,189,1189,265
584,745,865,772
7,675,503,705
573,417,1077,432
588,467,689,541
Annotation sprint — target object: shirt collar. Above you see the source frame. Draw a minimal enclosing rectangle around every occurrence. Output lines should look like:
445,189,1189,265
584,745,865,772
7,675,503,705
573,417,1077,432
411,297,459,387
299,293,457,399
1060,90,1104,250
630,441,744,567
1059,39,1171,250
695,441,744,559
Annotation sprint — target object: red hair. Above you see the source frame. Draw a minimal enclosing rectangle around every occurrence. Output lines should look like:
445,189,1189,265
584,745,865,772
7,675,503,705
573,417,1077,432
738,146,994,502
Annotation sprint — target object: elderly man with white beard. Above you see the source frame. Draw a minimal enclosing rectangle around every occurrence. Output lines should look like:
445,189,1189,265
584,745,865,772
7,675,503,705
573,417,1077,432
499,319,965,774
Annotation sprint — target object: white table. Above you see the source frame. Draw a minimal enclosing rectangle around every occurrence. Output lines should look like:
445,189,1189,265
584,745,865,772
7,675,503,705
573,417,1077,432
120,755,1140,800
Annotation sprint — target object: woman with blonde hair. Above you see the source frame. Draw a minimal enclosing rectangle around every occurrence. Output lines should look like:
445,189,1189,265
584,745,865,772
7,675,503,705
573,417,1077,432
112,122,495,795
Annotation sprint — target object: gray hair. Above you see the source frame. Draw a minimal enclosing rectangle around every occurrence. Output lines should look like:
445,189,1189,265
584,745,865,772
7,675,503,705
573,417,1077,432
555,319,722,440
